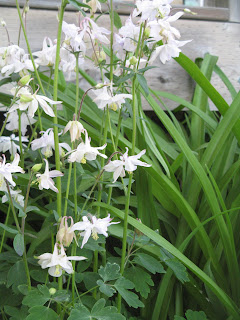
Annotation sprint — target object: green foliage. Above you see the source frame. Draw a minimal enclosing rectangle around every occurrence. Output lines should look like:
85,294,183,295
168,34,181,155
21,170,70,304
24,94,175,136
69,299,126,320
174,309,208,320
113,11,122,29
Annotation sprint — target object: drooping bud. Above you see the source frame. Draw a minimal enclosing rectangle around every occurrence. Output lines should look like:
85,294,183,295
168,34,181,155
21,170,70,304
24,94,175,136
63,120,84,143
184,8,197,15
32,163,43,172
56,216,76,247
18,75,31,86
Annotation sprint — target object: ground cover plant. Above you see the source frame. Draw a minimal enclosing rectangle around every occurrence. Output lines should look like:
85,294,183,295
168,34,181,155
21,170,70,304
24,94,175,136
0,0,240,319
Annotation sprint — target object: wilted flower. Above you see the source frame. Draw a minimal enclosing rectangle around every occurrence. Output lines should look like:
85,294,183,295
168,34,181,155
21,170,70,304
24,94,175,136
104,148,151,183
64,120,85,143
71,214,119,248
36,159,63,193
31,128,71,158
0,153,24,187
37,243,87,277
56,216,76,247
83,0,101,15
68,129,107,164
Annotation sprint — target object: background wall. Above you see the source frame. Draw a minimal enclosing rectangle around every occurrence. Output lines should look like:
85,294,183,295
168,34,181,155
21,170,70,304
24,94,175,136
0,4,239,110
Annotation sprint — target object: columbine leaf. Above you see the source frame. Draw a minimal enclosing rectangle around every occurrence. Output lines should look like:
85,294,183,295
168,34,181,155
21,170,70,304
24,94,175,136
0,223,18,235
174,310,208,320
113,11,122,29
133,253,165,274
114,277,144,308
98,262,121,282
125,266,154,299
22,290,49,308
97,280,116,297
26,306,58,320
160,249,189,283
68,305,91,320
13,233,24,257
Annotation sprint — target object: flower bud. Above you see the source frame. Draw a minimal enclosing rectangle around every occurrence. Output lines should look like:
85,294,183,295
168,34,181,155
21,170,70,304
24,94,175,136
49,288,57,295
129,56,138,66
63,120,84,143
56,216,76,247
18,75,31,87
184,8,197,15
24,6,29,13
32,163,42,172
20,94,33,103
0,19,6,27
144,27,151,38
95,83,105,89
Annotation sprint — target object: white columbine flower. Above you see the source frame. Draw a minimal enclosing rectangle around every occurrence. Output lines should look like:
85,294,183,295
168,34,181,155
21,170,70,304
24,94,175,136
8,85,61,118
79,17,110,47
2,188,24,207
93,85,132,111
36,159,63,193
0,45,34,76
149,39,191,64
63,120,85,143
5,110,36,136
104,148,151,183
0,134,28,155
31,128,71,158
71,214,119,248
118,17,140,53
33,37,57,67
68,129,107,164
37,243,87,277
133,0,172,21
0,153,24,187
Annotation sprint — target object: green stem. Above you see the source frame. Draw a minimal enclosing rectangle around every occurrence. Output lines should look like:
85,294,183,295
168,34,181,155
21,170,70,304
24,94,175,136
110,0,114,82
0,206,11,254
15,0,45,94
0,114,9,138
63,162,73,216
17,110,24,167
53,0,67,216
118,76,137,312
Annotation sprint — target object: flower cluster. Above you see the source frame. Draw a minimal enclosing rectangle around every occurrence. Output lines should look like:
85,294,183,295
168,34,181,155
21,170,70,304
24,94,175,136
37,213,118,277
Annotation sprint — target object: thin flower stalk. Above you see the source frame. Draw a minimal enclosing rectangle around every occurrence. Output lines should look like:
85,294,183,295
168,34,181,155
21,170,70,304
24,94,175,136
6,180,31,290
118,75,137,312
53,0,67,217
0,206,11,254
